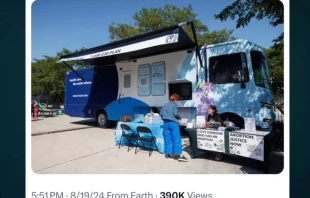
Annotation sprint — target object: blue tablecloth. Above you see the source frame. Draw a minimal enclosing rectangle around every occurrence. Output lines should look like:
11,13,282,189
115,121,165,154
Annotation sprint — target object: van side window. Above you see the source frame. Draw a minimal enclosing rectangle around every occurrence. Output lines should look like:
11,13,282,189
138,64,151,96
137,62,166,96
124,74,131,88
209,52,249,84
151,61,166,96
250,51,271,89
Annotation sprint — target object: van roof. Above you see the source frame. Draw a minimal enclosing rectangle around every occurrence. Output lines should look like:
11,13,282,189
204,39,263,50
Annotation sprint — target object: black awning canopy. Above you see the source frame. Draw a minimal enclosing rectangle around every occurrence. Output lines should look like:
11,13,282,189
58,24,196,66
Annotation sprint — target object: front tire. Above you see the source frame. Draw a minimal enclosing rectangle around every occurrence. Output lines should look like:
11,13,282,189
220,113,244,128
96,111,110,128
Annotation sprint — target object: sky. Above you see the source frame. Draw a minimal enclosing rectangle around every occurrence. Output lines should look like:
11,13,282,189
31,0,284,60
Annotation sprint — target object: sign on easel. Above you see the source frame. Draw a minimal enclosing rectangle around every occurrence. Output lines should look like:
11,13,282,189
196,116,206,129
244,117,256,133
197,129,225,153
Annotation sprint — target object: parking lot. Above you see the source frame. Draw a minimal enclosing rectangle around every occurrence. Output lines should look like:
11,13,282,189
31,115,284,174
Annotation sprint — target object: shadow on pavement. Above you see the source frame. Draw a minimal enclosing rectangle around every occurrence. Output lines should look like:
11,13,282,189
183,145,284,174
32,118,44,121
182,145,192,157
70,119,96,127
70,119,119,128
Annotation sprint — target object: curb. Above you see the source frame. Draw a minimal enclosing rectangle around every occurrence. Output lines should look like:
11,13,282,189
31,126,94,136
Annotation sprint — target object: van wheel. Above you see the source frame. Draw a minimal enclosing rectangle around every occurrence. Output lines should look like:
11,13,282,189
96,111,110,128
220,113,244,128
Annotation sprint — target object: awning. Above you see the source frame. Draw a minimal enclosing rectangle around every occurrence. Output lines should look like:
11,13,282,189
57,23,196,66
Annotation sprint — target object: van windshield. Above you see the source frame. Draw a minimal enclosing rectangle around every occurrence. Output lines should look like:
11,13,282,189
209,52,249,84
250,51,271,89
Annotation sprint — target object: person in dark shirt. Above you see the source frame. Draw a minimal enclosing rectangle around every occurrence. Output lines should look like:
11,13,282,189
207,105,223,125
207,105,224,161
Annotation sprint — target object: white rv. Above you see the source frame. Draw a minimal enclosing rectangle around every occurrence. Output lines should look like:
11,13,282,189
59,22,275,129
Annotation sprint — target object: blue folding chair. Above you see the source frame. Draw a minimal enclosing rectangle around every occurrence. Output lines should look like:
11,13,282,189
119,124,136,152
136,126,158,157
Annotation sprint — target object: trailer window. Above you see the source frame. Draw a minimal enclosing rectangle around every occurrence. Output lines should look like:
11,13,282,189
124,74,131,88
209,52,249,84
138,64,151,96
251,51,271,89
151,62,166,96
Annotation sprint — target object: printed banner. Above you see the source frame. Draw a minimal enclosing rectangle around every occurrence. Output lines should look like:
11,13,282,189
151,62,166,95
196,83,214,117
58,33,179,62
68,77,92,98
228,132,265,161
197,129,225,153
138,64,151,96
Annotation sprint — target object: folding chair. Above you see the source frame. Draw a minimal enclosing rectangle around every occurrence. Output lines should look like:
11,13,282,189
135,126,158,157
119,124,136,152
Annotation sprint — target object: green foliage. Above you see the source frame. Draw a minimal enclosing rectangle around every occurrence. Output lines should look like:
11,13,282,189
31,48,89,103
265,43,284,82
109,4,237,45
264,43,284,104
214,0,284,47
32,55,66,101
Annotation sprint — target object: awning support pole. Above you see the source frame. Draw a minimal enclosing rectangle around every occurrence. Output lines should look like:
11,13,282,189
63,61,85,81
204,46,208,82
186,21,204,83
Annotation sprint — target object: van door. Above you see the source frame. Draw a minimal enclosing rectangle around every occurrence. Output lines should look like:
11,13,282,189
119,62,133,101
120,70,133,98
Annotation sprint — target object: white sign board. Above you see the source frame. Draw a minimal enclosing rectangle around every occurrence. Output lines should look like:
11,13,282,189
244,117,256,133
228,132,265,161
196,116,206,129
197,129,225,153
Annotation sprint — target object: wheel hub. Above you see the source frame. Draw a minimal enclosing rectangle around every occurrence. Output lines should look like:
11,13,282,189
98,114,106,126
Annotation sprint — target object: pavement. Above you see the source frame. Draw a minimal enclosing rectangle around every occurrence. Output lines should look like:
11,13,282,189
31,115,284,174
31,114,96,135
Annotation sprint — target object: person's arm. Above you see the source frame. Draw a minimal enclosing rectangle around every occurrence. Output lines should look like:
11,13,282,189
173,104,181,120
144,113,151,122
215,114,224,126
159,106,164,119
207,115,210,122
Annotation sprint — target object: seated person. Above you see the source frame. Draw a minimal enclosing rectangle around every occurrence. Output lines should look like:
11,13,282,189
144,107,160,123
207,105,223,126
207,105,224,161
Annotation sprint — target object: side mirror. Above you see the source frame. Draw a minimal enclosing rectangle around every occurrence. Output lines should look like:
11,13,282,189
241,82,246,89
238,71,246,89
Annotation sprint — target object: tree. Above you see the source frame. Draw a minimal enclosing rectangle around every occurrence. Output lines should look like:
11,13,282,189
265,41,284,82
31,48,89,104
214,0,283,49
32,55,66,104
109,4,237,45
264,42,284,102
